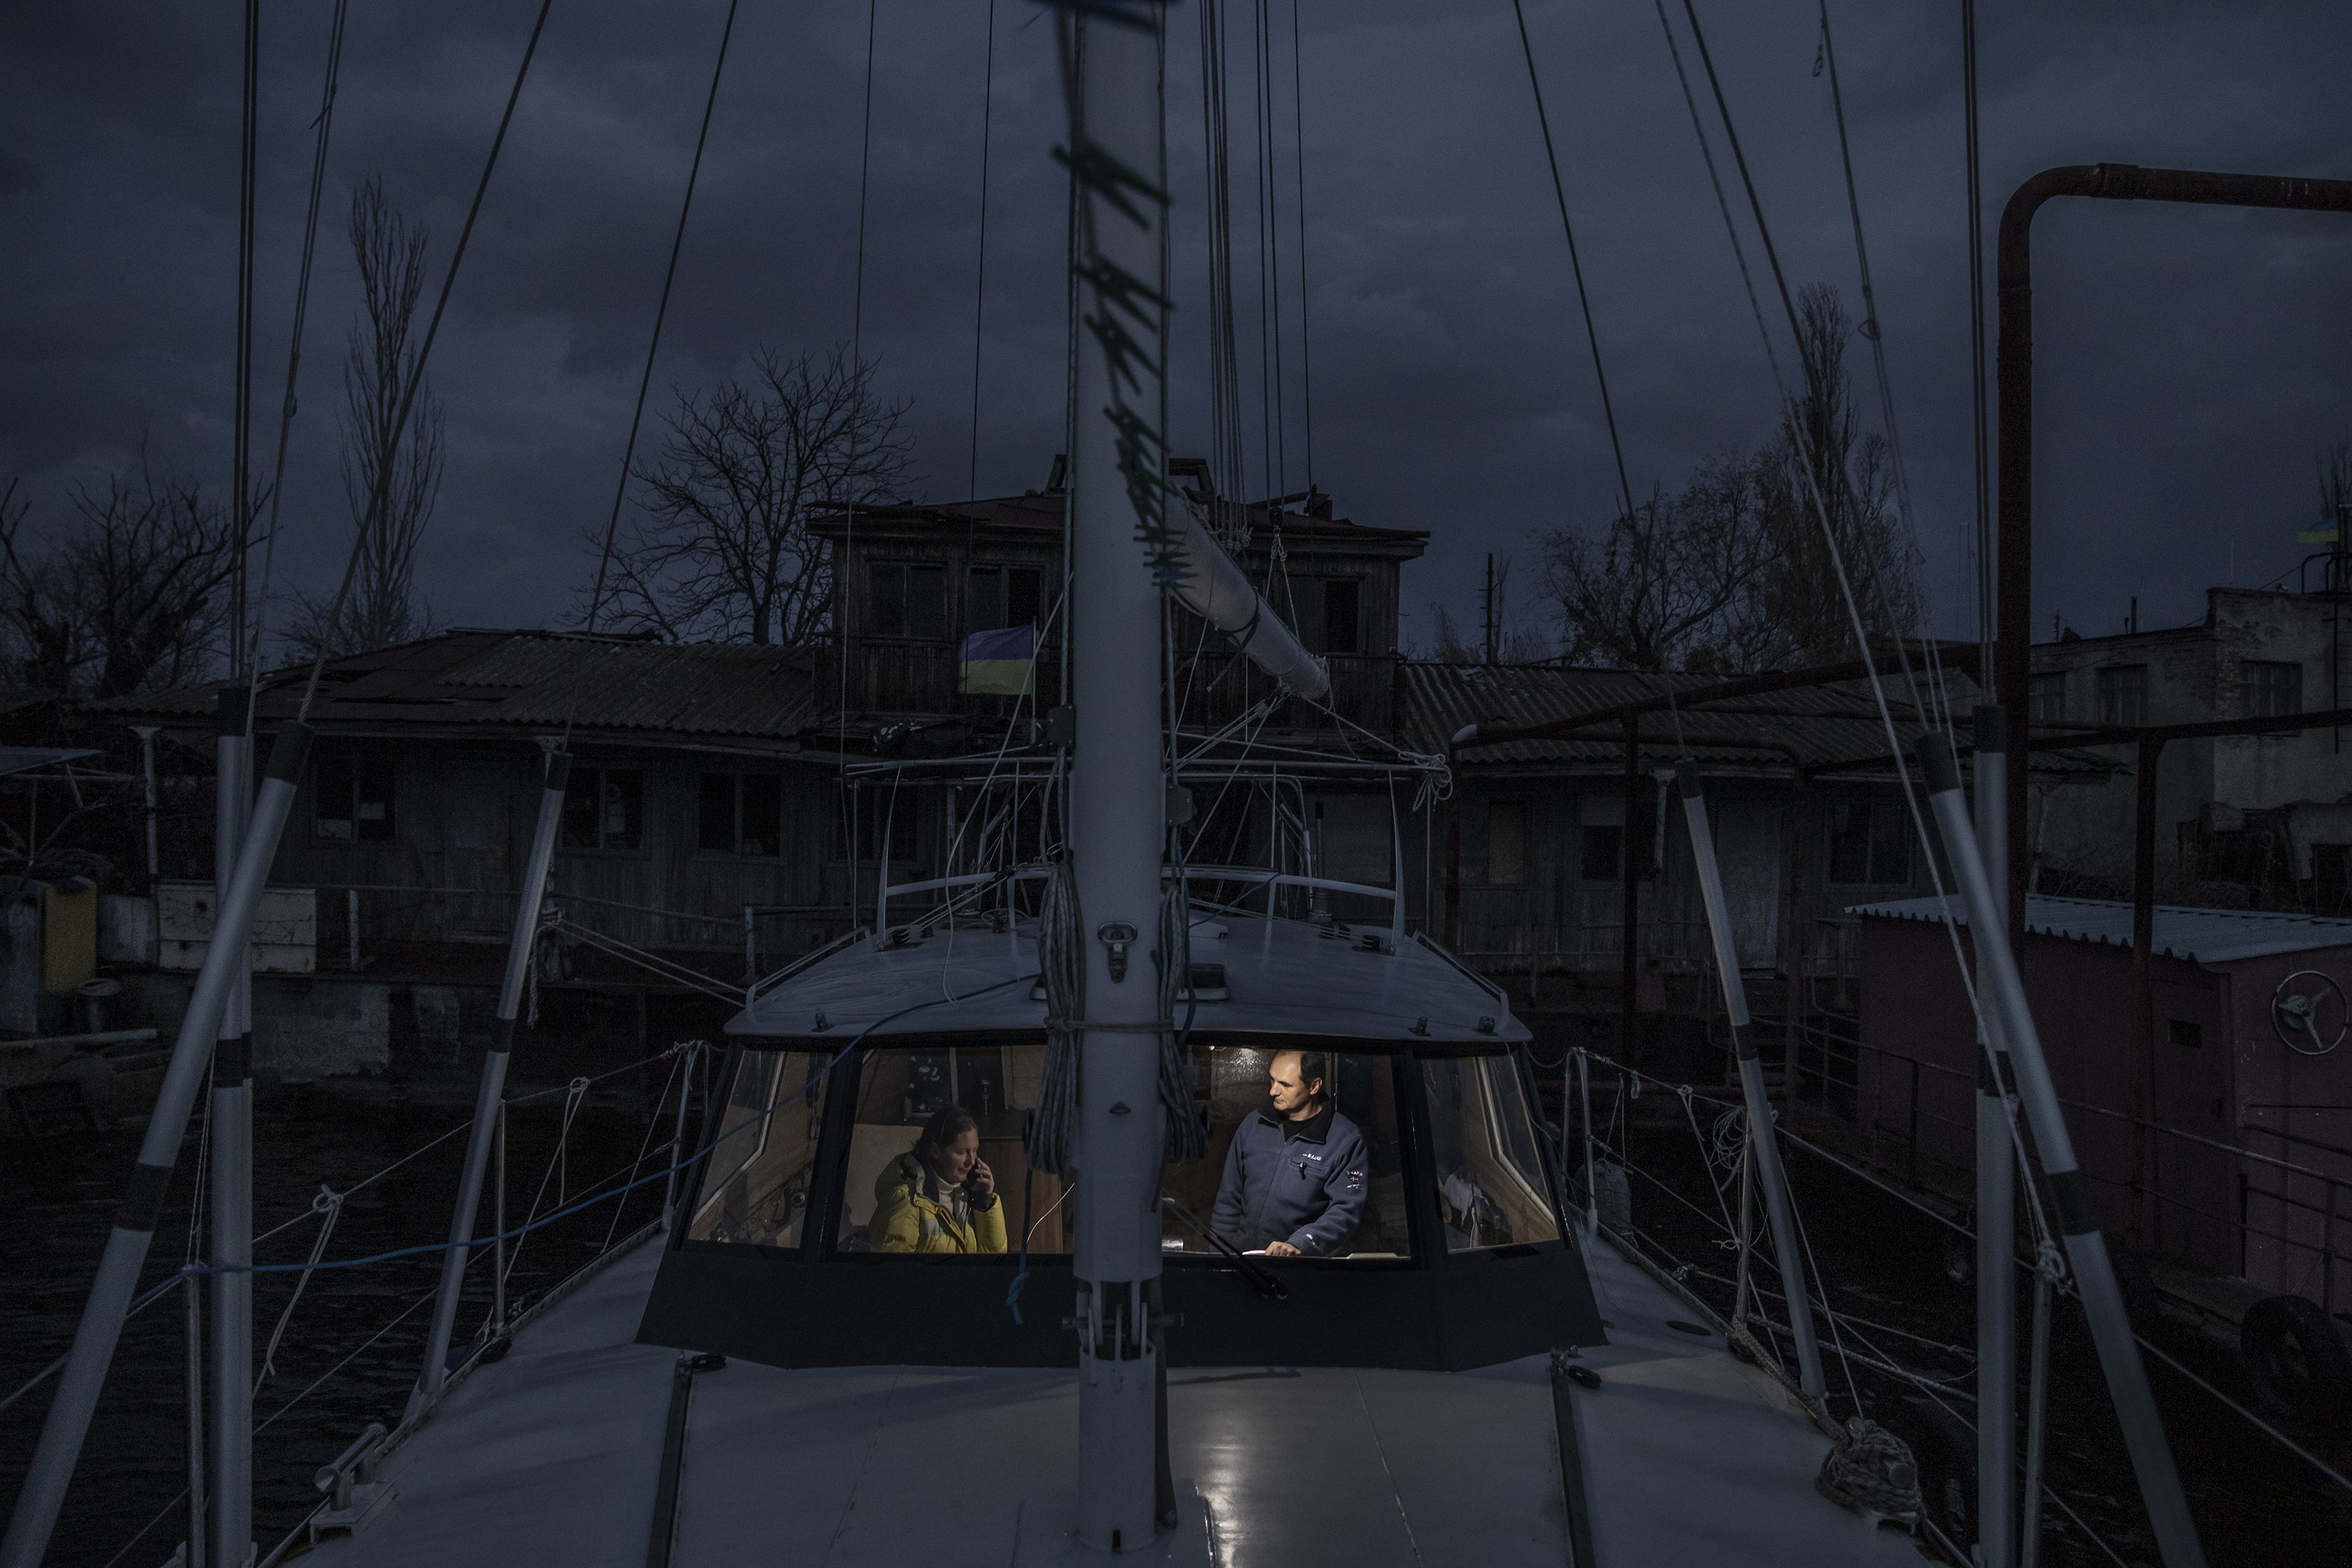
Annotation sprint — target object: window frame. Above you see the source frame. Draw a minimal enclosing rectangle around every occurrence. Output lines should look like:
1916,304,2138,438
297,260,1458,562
867,559,949,641
559,764,646,853
2028,671,2067,722
697,770,783,858
2243,659,2304,721
1485,799,1528,886
1321,577,1363,656
309,750,396,844
2097,664,2149,728
1825,798,1913,887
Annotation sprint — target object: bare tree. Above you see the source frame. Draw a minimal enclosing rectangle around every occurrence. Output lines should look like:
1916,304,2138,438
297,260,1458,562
1535,284,1921,675
583,344,917,644
288,174,444,658
1539,454,1778,673
0,455,238,700
1750,284,1922,668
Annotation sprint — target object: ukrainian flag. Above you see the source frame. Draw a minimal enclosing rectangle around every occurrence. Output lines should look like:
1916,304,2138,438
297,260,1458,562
959,624,1036,696
2302,524,2341,545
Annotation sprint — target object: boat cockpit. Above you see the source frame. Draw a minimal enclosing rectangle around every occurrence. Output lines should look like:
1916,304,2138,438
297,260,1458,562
636,915,1606,1372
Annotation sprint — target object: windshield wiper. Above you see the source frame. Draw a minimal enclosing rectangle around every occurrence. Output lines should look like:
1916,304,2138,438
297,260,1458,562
1160,1195,1288,1302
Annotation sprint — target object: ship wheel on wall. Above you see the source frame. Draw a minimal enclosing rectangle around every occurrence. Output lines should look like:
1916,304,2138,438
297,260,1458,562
2270,971,2348,1057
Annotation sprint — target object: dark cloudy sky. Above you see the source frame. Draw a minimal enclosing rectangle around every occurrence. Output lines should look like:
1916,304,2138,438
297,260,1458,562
5,1,2349,659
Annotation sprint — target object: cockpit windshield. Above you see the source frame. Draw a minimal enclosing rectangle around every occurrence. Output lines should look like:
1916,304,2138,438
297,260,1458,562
688,1040,1560,1263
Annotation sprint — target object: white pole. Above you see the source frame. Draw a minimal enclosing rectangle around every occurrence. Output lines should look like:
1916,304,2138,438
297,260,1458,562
1918,734,2205,1568
1673,760,1825,1400
0,724,314,1568
1065,9,1169,1551
412,751,571,1412
134,726,161,965
208,688,254,1568
1974,705,2018,1568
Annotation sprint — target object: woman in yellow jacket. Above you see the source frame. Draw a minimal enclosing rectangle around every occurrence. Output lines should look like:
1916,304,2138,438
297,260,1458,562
872,1103,1009,1254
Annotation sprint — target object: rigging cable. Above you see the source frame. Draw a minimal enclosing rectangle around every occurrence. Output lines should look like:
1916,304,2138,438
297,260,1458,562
838,0,882,928
232,0,259,680
1509,0,1637,527
1290,0,1314,492
1658,0,2060,1272
1255,0,1286,502
582,0,743,646
1961,0,1992,664
295,0,557,722
1816,2,1947,726
244,0,353,716
967,0,999,506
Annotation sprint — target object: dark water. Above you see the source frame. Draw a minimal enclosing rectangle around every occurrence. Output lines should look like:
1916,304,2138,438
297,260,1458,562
1614,1118,2352,1568
1,1085,656,1567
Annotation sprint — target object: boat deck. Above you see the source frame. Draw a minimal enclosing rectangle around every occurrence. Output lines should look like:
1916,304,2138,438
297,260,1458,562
295,1233,1931,1567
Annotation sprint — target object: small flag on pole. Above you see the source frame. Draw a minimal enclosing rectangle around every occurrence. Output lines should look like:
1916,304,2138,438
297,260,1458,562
959,624,1036,696
2300,525,2341,545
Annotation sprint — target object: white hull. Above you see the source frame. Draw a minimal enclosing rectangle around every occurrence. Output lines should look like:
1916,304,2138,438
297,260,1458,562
297,1232,1924,1567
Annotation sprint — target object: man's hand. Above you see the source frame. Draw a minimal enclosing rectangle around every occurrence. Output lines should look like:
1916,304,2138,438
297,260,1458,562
1264,1240,1301,1258
966,1157,995,1203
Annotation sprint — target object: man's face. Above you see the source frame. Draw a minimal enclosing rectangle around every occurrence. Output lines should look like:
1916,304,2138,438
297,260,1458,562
933,1128,980,1183
1268,1053,1321,1118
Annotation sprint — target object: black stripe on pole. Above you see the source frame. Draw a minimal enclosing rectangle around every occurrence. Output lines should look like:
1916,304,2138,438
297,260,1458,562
1918,733,1963,795
213,1036,252,1083
262,723,314,783
1728,1020,1759,1063
2048,1167,2100,1237
216,686,248,738
544,751,572,792
491,1016,517,1052
118,1162,174,1232
1674,758,1703,799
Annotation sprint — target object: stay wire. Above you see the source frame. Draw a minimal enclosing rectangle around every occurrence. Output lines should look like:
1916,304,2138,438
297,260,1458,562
1962,0,1991,657
968,0,1000,507
1660,0,2055,1262
836,0,880,827
296,0,556,723
1289,0,1313,492
245,0,352,721
582,0,743,648
1510,0,1636,527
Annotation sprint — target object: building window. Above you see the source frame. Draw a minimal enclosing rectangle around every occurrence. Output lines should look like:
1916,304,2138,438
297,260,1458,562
1578,795,1624,882
1827,800,1912,885
313,754,394,842
2028,671,2066,721
868,561,947,640
562,767,643,850
2097,665,2148,727
967,564,1043,632
698,773,783,857
2243,660,2302,719
1322,579,1361,655
1485,800,1527,884
2167,1019,2202,1049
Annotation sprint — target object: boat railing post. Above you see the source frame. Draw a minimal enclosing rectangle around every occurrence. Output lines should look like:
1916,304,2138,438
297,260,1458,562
1973,704,2019,1568
1576,1048,1597,1240
210,689,254,1568
1673,760,1825,1401
661,1042,696,1232
492,1098,509,1336
184,1270,206,1568
411,749,570,1415
0,722,313,1568
1919,733,2206,1568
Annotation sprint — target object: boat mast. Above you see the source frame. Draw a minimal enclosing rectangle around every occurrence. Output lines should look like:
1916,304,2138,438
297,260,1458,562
1972,704,2018,1568
1063,6,1171,1551
210,687,257,1568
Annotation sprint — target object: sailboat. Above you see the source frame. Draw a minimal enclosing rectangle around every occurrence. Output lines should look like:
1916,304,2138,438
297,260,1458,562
3,8,2223,1568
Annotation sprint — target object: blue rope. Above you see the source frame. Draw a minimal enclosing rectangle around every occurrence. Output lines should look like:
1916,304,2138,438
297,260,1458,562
1006,1149,1037,1324
155,973,1040,1283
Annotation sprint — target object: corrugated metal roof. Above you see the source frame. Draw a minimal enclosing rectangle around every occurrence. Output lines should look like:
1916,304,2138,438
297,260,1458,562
1849,893,2352,964
1398,661,2114,778
80,631,821,744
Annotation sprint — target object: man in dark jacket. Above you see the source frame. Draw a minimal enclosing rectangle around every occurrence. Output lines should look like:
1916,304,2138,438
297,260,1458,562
1211,1049,1368,1257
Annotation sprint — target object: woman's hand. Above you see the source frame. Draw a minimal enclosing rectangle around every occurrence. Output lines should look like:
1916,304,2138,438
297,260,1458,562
967,1157,995,1202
